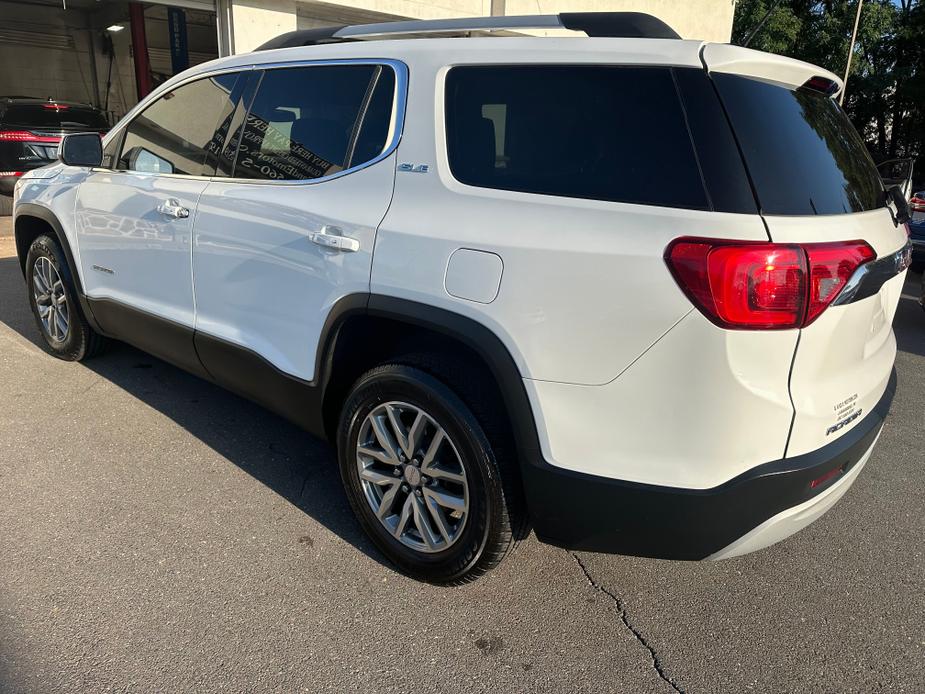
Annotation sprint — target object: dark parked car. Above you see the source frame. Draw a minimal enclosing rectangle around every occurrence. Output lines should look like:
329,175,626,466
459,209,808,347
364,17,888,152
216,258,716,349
910,217,925,273
0,97,108,213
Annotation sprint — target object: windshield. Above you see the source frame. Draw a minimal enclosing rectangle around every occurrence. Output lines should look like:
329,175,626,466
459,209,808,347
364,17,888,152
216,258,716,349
712,73,883,216
3,104,109,130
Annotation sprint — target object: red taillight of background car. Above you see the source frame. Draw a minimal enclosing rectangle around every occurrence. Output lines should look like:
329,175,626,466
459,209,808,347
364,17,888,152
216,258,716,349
665,237,875,330
0,130,61,143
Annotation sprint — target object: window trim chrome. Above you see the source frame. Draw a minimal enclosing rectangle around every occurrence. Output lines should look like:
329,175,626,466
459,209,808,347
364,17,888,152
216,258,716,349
98,58,408,187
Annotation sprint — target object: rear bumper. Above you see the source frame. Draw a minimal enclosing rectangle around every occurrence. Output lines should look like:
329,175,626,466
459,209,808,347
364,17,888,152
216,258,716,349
523,370,895,560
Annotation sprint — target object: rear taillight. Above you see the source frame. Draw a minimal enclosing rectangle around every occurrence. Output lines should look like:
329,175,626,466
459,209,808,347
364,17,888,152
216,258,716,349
665,237,875,330
0,130,61,143
0,171,25,177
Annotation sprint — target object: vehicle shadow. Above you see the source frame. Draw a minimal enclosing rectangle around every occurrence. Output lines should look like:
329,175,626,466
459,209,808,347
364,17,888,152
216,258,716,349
0,256,388,570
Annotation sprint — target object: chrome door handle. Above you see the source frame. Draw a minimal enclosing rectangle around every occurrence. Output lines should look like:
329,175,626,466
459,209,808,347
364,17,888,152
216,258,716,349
310,226,360,253
156,198,190,219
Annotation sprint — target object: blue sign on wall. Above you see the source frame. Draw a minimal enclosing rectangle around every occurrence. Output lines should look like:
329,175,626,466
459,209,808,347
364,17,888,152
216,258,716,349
168,7,189,75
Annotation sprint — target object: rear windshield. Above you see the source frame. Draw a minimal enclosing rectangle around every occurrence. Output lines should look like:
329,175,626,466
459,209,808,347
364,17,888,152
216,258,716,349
445,65,710,210
3,104,109,130
712,74,883,215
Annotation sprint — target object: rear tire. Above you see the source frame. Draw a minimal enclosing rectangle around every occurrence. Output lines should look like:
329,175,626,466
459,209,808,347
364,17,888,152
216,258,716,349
25,234,107,361
337,364,519,584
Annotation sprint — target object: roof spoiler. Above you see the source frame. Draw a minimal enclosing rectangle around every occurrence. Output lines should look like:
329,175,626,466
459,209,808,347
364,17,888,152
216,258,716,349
255,12,681,51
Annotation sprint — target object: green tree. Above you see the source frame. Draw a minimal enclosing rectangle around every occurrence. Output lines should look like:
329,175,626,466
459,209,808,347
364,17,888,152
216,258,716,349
733,0,925,187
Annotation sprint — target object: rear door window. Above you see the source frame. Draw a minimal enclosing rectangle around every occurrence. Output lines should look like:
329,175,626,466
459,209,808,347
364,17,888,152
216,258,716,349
233,64,396,181
117,72,243,177
712,73,883,215
444,65,710,210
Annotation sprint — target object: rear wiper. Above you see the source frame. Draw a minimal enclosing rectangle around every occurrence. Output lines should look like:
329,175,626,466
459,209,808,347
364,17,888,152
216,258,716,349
885,185,911,225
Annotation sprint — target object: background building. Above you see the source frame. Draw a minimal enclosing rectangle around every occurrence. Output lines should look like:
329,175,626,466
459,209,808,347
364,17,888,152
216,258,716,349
0,0,735,120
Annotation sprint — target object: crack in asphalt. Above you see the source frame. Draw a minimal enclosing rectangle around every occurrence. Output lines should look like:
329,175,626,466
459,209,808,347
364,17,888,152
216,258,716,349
570,552,684,694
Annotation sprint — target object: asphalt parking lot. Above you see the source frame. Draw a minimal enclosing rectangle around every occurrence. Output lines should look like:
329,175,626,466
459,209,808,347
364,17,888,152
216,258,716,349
0,215,922,693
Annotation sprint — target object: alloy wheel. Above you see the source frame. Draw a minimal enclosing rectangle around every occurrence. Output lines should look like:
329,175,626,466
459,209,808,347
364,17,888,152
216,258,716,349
32,256,69,343
356,401,469,553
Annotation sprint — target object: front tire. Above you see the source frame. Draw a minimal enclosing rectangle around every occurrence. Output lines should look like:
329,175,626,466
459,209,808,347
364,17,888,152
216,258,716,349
25,234,106,361
338,364,518,584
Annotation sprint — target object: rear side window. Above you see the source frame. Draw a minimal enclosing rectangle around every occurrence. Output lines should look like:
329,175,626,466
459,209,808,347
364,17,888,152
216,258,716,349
233,64,395,181
445,65,709,210
712,73,883,215
117,72,241,177
3,104,109,130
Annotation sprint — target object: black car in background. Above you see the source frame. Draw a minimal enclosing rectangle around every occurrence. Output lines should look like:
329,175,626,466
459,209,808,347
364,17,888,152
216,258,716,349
0,97,109,214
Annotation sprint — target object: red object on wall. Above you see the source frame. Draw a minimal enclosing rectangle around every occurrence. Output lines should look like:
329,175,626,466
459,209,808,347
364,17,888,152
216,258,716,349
129,3,153,100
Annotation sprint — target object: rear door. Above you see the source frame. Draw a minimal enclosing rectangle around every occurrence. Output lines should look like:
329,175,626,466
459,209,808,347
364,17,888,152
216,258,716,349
191,60,401,389
705,46,909,455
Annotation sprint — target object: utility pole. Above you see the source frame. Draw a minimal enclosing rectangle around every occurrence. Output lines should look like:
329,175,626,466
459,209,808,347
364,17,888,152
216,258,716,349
840,0,864,105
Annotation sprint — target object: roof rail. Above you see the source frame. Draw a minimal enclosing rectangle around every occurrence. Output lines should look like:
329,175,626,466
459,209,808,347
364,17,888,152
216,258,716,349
255,12,680,51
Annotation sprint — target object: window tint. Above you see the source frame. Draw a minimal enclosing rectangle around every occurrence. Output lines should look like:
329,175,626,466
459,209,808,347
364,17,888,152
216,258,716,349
712,73,883,215
445,66,709,210
3,104,109,130
118,72,241,176
673,68,757,214
234,64,395,181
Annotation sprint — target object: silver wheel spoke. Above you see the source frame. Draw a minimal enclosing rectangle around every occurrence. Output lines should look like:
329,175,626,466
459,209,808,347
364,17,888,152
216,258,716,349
359,467,396,486
357,445,396,466
420,429,445,469
411,495,440,550
376,482,401,520
385,404,413,458
392,495,413,538
406,411,425,457
424,494,453,544
424,466,465,485
423,487,465,513
33,274,48,296
370,414,402,463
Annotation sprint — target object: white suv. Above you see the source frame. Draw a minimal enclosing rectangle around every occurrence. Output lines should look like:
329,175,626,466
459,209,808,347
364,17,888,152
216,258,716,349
12,13,911,583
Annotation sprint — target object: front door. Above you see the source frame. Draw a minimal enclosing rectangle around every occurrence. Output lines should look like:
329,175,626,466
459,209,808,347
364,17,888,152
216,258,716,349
75,71,245,372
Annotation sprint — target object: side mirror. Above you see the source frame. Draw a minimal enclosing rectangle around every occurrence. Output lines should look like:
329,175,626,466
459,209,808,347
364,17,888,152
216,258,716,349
59,133,103,167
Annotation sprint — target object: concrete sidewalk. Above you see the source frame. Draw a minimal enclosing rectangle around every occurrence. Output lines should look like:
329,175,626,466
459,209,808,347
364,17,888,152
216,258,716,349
0,215,13,258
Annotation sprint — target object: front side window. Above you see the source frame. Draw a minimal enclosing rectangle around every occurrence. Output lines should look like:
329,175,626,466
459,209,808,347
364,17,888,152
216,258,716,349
233,64,395,181
117,72,242,177
445,65,710,210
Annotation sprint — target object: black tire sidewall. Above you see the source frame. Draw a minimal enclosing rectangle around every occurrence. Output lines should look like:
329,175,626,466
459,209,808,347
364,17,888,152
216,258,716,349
338,365,506,583
25,235,89,360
